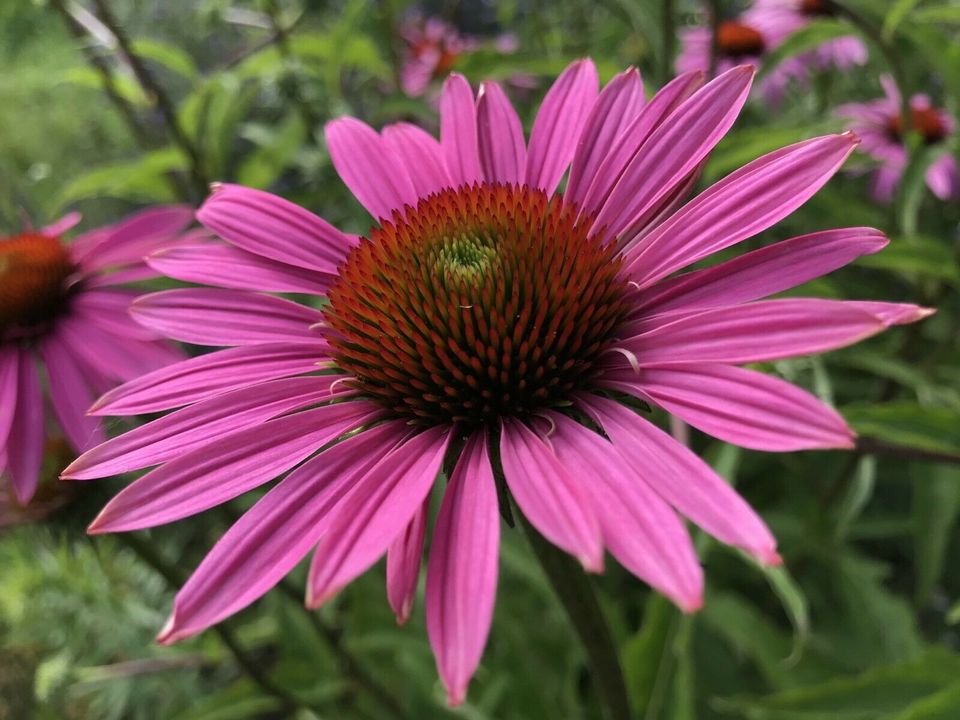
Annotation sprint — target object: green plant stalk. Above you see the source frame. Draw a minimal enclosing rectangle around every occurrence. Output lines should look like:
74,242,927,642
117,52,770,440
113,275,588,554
520,514,634,720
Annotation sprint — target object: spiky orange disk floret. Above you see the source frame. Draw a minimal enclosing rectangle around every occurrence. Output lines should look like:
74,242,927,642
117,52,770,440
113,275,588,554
324,183,631,426
0,233,75,338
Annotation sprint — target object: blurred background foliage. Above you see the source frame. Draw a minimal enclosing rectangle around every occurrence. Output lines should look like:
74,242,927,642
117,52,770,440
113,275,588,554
1,0,960,718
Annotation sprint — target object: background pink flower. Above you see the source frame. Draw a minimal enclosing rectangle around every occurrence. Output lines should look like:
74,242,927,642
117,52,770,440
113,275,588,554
67,61,929,706
837,76,959,201
0,207,189,504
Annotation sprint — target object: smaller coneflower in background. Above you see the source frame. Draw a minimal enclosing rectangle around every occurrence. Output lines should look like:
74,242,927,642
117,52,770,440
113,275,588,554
677,12,800,105
0,206,189,504
838,76,958,202
747,0,867,75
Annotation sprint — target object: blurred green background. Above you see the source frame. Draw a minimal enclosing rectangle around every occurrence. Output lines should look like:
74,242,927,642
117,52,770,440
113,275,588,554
2,0,960,718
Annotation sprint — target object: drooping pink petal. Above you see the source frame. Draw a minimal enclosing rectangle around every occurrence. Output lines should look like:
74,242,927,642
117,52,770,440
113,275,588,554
635,228,889,315
42,212,83,238
382,122,452,197
7,352,44,504
593,66,754,241
64,375,348,479
71,205,193,272
580,70,704,219
477,81,526,185
440,73,483,186
621,299,885,365
197,183,354,271
89,343,329,416
157,421,409,644
386,499,429,625
39,333,105,453
147,242,334,295
603,364,854,451
623,133,859,287
0,348,21,449
88,401,384,533
524,59,599,194
131,289,321,346
579,394,779,564
499,418,603,571
843,302,936,327
547,413,703,611
307,426,451,609
54,315,185,384
426,432,499,707
325,117,419,222
70,289,165,341
565,67,645,208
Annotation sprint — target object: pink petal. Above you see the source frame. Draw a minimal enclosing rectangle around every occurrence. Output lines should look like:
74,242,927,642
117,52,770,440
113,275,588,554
426,432,499,707
131,289,321,346
547,413,703,611
604,364,854,451
147,242,334,295
73,205,193,272
70,289,164,342
326,117,419,221
622,299,885,365
386,499,429,625
7,352,43,504
0,348,22,448
307,426,451,608
440,73,483,187
197,183,355,273
64,375,347,479
635,228,889,315
499,418,603,571
477,81,526,185
88,401,383,533
580,70,704,219
524,59,599,194
382,122,452,197
39,333,105,453
43,212,83,237
844,302,937,326
157,422,409,643
624,133,859,287
579,394,779,564
90,343,329,416
565,67,645,208
594,66,754,241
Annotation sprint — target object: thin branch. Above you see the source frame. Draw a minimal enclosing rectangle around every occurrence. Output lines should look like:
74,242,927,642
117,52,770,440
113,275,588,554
90,0,208,197
855,438,960,466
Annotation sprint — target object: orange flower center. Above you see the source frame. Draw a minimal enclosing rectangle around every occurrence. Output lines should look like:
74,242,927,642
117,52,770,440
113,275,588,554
0,233,75,338
887,107,949,145
411,39,460,76
716,21,766,58
324,184,631,426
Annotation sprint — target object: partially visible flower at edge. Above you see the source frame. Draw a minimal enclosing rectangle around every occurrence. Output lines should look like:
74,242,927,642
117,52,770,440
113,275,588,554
837,75,959,202
1,206,190,504
65,61,932,706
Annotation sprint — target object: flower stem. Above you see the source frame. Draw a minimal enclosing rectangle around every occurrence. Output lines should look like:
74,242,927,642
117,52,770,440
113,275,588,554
520,514,633,720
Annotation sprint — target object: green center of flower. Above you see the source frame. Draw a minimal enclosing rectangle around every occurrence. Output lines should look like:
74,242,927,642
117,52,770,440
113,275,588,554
0,232,75,340
324,183,631,427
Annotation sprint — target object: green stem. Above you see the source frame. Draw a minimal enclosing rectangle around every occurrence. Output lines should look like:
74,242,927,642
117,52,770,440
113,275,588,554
520,514,633,720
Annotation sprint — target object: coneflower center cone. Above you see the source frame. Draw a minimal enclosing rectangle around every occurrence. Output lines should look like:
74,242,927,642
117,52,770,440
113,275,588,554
715,21,766,59
324,183,631,426
887,107,950,145
0,233,74,338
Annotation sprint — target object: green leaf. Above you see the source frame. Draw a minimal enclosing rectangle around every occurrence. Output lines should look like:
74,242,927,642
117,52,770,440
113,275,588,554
889,681,960,720
913,465,960,605
896,145,950,236
703,122,838,183
834,456,876,540
913,6,960,24
132,38,198,81
856,236,960,285
842,403,960,459
758,20,856,79
622,593,678,714
739,553,811,665
237,112,307,189
883,0,926,39
61,67,149,107
53,148,186,208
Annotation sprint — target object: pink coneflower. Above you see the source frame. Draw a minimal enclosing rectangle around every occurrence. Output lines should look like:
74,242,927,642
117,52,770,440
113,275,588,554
399,16,479,97
1,207,189,504
677,14,800,104
838,76,959,202
66,61,930,705
747,0,867,73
